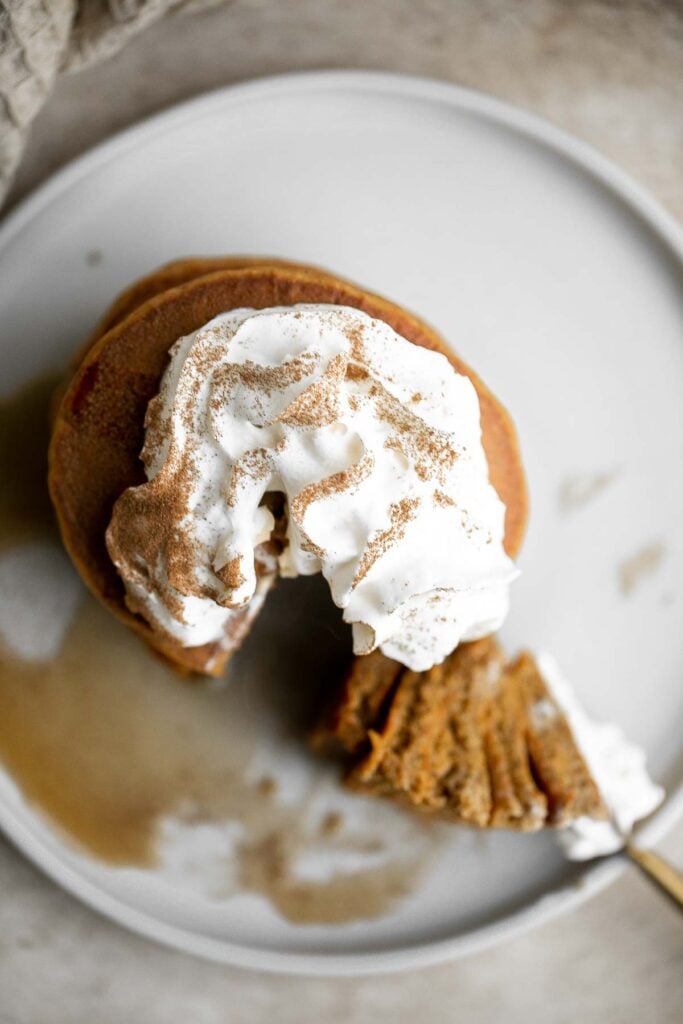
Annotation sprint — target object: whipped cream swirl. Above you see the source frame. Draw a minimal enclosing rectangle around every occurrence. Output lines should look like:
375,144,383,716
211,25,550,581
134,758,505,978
537,654,664,860
106,305,517,670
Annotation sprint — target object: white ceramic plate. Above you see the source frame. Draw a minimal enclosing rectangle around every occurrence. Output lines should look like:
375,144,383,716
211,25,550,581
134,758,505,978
0,72,681,975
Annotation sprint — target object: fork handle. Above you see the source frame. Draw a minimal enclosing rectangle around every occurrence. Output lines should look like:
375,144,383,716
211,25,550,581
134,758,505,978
626,845,683,909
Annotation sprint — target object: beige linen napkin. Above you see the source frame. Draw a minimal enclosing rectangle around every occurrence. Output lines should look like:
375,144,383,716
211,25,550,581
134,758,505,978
0,0,229,206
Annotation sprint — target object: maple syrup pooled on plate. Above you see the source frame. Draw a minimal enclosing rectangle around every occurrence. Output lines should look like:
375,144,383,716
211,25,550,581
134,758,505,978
0,376,439,923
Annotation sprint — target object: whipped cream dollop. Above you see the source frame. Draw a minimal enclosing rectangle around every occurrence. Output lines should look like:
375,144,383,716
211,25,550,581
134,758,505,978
536,654,664,860
106,304,517,670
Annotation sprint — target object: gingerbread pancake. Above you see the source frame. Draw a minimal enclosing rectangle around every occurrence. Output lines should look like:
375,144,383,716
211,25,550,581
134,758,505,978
311,640,606,832
49,259,528,675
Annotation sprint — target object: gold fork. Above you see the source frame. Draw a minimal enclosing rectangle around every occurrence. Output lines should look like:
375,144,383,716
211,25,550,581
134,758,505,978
625,844,683,909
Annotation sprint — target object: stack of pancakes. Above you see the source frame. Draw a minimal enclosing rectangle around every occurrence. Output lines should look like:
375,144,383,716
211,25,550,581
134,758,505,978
49,257,527,675
50,258,605,834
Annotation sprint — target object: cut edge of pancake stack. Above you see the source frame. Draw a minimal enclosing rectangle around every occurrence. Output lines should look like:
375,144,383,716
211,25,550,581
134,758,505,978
310,638,607,832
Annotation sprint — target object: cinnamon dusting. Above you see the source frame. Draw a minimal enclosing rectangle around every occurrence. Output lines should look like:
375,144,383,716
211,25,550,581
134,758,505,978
277,354,345,428
216,555,246,592
352,497,420,588
290,451,375,526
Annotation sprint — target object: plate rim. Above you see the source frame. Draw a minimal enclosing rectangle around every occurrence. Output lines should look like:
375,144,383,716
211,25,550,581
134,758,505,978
0,69,681,976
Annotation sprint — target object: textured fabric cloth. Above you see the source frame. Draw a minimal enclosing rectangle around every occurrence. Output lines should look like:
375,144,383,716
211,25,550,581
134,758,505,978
0,0,225,204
